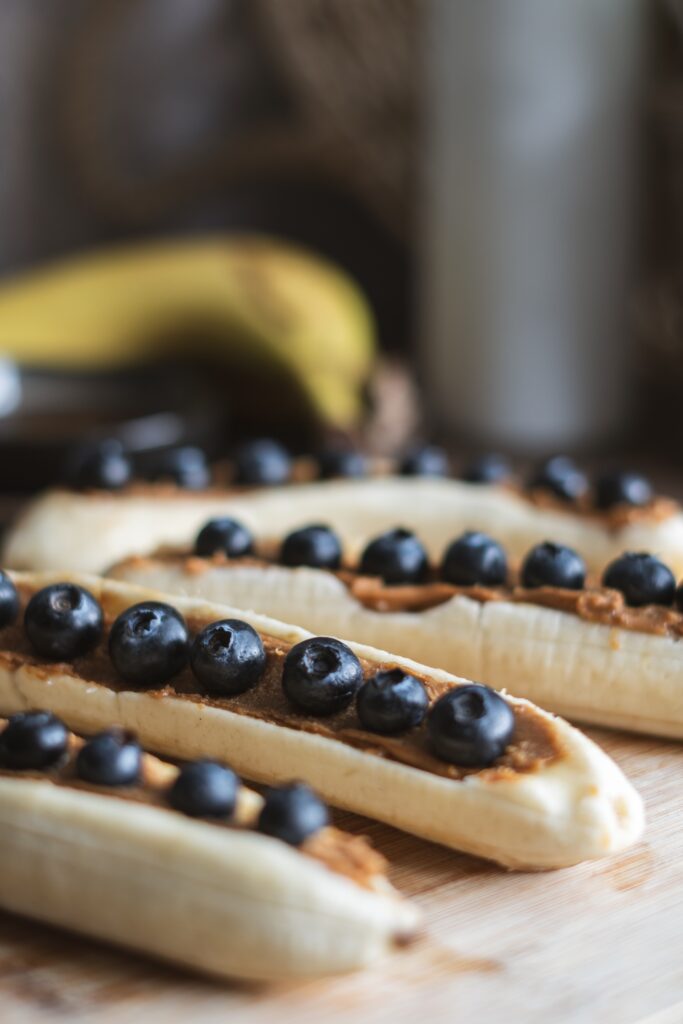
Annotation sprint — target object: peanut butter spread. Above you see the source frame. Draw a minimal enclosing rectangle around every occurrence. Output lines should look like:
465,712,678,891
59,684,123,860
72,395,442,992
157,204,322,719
523,487,678,529
1,587,561,784
346,578,683,637
79,456,318,499
136,549,683,638
0,716,381,888
70,463,679,528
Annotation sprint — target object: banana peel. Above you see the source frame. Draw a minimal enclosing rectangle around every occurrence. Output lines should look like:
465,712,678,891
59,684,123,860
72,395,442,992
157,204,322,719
0,236,376,430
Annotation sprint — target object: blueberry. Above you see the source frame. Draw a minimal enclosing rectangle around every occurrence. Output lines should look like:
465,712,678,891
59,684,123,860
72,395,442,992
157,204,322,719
529,455,587,502
594,471,653,510
282,637,363,715
460,453,510,484
280,524,342,570
109,602,188,686
0,572,19,628
0,711,69,770
169,760,238,818
190,619,266,696
150,446,210,490
317,448,367,480
441,531,507,587
521,542,586,590
359,528,429,585
234,439,291,486
427,684,515,766
257,782,329,846
24,584,103,661
603,552,675,607
194,517,254,558
356,668,428,734
399,445,450,477
68,439,132,491
76,728,142,787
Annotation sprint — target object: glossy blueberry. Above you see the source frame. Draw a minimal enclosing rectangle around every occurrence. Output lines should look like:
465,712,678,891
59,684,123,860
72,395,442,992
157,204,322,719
68,439,132,491
190,619,266,696
194,517,254,558
359,528,429,585
234,439,291,486
441,531,507,587
169,760,238,818
356,668,428,735
280,524,342,570
317,448,367,480
24,584,103,660
603,552,675,607
460,453,510,484
282,637,363,715
150,446,210,490
427,684,515,766
0,571,19,628
257,782,329,846
108,602,188,686
399,445,450,477
0,711,69,770
529,455,588,502
76,729,142,787
594,471,653,510
521,542,586,590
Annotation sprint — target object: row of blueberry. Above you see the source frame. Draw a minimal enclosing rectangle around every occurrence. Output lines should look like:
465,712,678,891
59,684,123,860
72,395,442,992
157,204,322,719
70,437,655,511
194,517,682,610
0,710,328,846
0,577,514,767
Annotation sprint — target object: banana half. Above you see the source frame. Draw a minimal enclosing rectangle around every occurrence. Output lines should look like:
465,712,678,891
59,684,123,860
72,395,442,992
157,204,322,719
5,477,683,575
109,553,683,740
0,573,644,871
0,720,417,982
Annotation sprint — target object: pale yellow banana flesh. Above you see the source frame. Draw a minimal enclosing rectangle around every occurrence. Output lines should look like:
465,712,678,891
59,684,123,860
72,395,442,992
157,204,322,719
0,726,416,981
0,573,645,871
5,478,683,576
110,555,683,740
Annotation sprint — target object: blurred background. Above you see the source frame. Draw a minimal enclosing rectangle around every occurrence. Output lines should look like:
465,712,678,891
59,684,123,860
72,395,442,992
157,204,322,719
0,0,681,491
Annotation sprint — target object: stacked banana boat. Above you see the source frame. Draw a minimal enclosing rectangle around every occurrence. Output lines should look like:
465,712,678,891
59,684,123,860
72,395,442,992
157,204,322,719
3,444,675,981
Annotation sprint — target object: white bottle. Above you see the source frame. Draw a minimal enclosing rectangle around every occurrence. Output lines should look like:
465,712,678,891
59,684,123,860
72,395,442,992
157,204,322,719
421,0,643,452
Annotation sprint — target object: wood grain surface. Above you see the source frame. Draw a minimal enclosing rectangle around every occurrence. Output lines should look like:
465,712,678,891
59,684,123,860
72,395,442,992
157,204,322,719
0,728,681,1024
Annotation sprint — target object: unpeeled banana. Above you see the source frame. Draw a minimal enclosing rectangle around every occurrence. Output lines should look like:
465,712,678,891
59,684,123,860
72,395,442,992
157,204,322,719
0,235,375,429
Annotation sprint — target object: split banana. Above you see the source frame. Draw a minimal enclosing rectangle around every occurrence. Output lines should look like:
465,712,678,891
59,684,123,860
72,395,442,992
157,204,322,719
0,572,644,870
5,476,683,575
0,235,375,429
0,717,416,981
110,549,683,739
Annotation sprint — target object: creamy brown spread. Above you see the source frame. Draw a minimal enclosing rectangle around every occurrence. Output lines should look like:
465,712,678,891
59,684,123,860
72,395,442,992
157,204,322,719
0,715,382,888
78,456,319,499
346,577,683,638
72,461,680,528
523,486,678,529
0,587,562,784
134,549,683,639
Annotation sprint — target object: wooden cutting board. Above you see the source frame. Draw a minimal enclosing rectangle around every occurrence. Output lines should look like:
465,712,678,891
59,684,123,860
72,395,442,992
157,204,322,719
0,728,681,1024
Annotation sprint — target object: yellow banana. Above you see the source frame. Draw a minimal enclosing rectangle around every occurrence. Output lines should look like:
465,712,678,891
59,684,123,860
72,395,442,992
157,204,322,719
0,235,376,429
